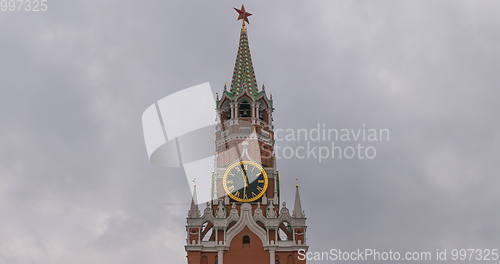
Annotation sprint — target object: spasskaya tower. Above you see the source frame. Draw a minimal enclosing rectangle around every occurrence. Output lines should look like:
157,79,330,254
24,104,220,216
185,6,308,264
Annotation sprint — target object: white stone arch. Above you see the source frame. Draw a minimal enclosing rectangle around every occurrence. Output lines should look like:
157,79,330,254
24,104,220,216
235,90,254,103
225,204,267,245
226,220,238,232
201,213,215,224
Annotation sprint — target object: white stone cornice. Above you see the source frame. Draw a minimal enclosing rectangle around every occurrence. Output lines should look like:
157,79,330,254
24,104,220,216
274,245,309,252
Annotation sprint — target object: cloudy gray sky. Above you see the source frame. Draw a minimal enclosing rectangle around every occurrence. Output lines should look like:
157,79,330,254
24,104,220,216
1,0,500,263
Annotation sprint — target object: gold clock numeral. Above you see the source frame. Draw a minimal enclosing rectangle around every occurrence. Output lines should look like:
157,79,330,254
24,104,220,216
251,192,257,197
235,191,240,197
256,186,263,192
258,180,264,183
243,193,248,199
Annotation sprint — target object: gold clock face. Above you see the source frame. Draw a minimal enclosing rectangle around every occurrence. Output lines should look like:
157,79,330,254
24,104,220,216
223,160,268,203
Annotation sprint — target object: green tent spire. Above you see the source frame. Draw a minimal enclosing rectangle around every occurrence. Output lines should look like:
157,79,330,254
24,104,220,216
230,22,259,96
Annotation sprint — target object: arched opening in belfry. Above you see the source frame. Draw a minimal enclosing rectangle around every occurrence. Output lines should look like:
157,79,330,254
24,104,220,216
278,221,293,241
201,222,215,242
238,98,252,117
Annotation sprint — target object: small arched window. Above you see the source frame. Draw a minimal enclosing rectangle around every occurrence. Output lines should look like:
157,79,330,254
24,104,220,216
239,100,252,117
242,235,251,244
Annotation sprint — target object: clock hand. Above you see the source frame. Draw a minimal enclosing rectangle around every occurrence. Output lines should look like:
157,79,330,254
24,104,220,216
240,164,249,188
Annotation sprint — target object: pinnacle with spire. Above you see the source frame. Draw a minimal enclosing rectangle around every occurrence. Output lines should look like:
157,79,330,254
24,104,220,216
188,183,200,218
293,180,306,218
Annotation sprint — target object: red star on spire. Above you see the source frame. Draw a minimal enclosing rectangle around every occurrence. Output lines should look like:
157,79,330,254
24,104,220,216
234,5,252,24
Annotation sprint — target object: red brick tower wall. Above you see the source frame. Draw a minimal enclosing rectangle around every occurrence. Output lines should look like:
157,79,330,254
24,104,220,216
224,227,269,264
